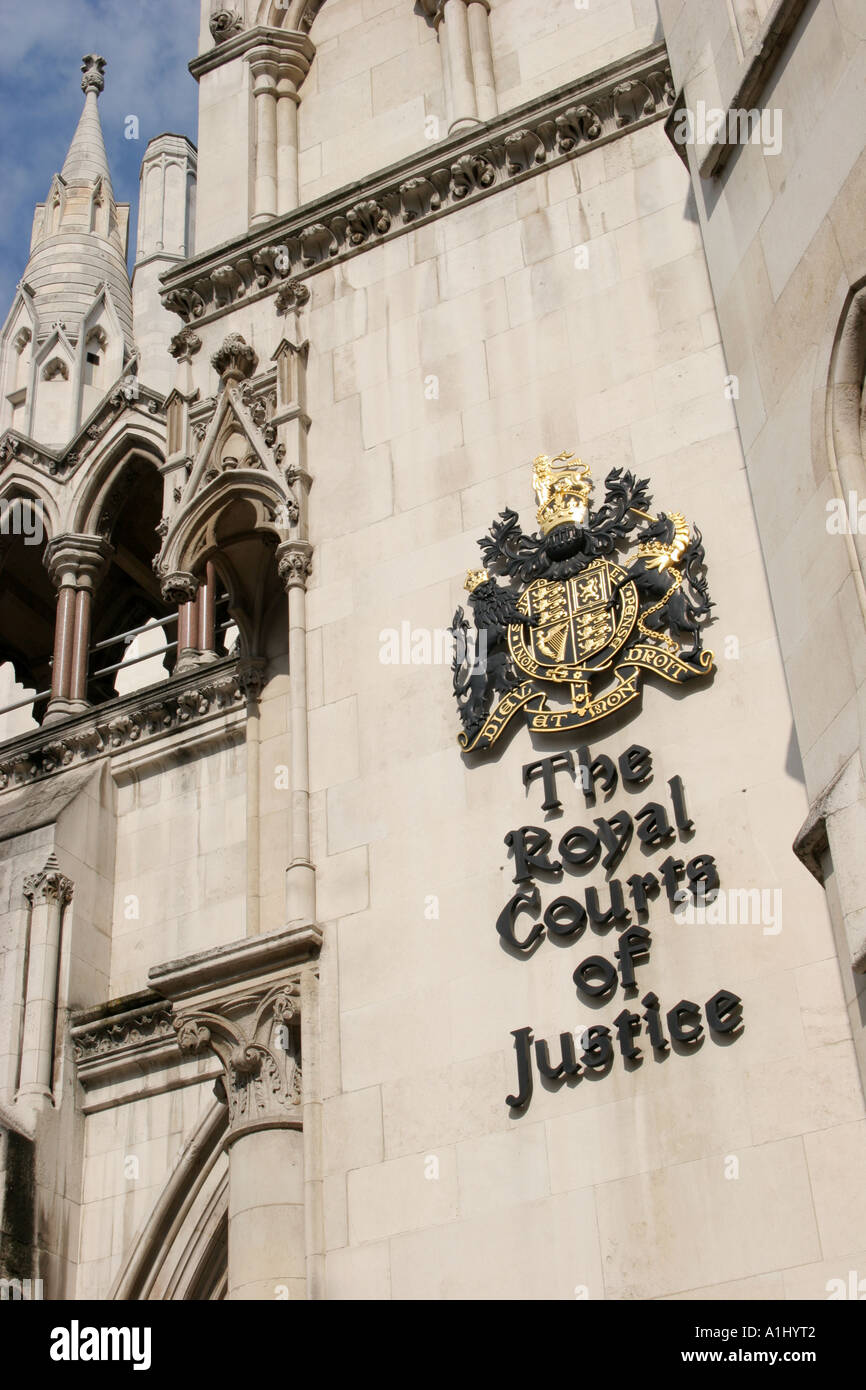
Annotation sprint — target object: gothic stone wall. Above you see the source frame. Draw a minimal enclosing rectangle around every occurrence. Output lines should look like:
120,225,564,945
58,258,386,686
69,87,866,1304
136,94,863,1295
659,0,866,1122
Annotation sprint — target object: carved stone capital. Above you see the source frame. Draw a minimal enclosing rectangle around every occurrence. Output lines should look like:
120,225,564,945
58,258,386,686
24,853,74,907
174,982,302,1136
161,570,199,604
246,37,314,92
276,540,313,591
211,333,258,384
236,658,267,701
44,534,113,591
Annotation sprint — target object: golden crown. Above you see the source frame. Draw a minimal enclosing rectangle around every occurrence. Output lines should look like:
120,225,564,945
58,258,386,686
464,568,489,593
533,451,592,535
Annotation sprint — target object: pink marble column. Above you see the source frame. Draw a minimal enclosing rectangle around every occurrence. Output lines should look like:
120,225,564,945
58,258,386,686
51,584,77,702
198,560,217,653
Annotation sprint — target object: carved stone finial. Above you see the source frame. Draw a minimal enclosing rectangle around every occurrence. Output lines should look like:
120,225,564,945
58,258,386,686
81,54,106,95
211,333,258,384
275,280,311,314
169,327,202,361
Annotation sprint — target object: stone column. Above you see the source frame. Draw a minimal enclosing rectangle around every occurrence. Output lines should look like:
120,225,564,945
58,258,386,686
197,559,217,656
174,982,305,1300
425,0,497,132
247,39,313,225
276,76,301,216
49,581,77,709
160,571,200,674
44,535,112,723
276,541,316,930
249,51,279,225
17,854,74,1110
467,0,497,122
441,0,478,131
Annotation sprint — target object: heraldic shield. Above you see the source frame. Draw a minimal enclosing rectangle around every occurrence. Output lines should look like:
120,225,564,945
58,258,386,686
450,453,715,753
510,562,639,680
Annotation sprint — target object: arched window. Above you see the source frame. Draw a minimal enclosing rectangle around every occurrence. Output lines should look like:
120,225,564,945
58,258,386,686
42,357,69,382
84,327,108,388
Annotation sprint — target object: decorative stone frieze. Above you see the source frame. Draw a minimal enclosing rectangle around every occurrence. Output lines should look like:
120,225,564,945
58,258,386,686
0,657,251,792
174,982,302,1136
161,44,676,327
71,1000,174,1067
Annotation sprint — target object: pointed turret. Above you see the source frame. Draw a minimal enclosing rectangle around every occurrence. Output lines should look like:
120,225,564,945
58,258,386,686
61,55,114,195
0,55,133,448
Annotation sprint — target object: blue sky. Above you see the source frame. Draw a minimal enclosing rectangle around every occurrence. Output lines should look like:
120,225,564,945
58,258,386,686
0,0,200,314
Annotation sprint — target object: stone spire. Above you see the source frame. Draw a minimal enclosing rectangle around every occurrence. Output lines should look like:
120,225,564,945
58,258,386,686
19,53,132,349
0,55,134,447
60,55,114,197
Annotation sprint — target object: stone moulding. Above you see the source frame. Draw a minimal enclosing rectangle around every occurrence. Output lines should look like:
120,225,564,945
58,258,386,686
149,923,322,1003
161,43,674,328
0,656,259,793
71,993,176,1080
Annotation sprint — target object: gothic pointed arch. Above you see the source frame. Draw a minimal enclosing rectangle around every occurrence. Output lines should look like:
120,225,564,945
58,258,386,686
0,471,61,541
0,480,57,716
69,423,163,535
110,1101,229,1301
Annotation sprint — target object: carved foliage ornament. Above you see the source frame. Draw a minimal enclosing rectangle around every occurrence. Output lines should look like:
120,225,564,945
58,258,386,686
277,542,312,590
0,665,256,792
160,58,675,325
174,983,302,1133
24,852,74,906
72,1004,174,1064
169,326,202,361
211,333,258,382
209,9,243,42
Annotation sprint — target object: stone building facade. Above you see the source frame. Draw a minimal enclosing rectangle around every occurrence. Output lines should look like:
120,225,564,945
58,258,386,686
0,0,865,1301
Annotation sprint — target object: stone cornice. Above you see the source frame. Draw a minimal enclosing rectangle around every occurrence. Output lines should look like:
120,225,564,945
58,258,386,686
149,923,322,1003
161,43,674,328
189,24,316,81
0,656,259,794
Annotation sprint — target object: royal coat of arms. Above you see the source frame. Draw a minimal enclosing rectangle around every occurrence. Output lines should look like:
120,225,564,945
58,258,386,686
450,452,714,752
